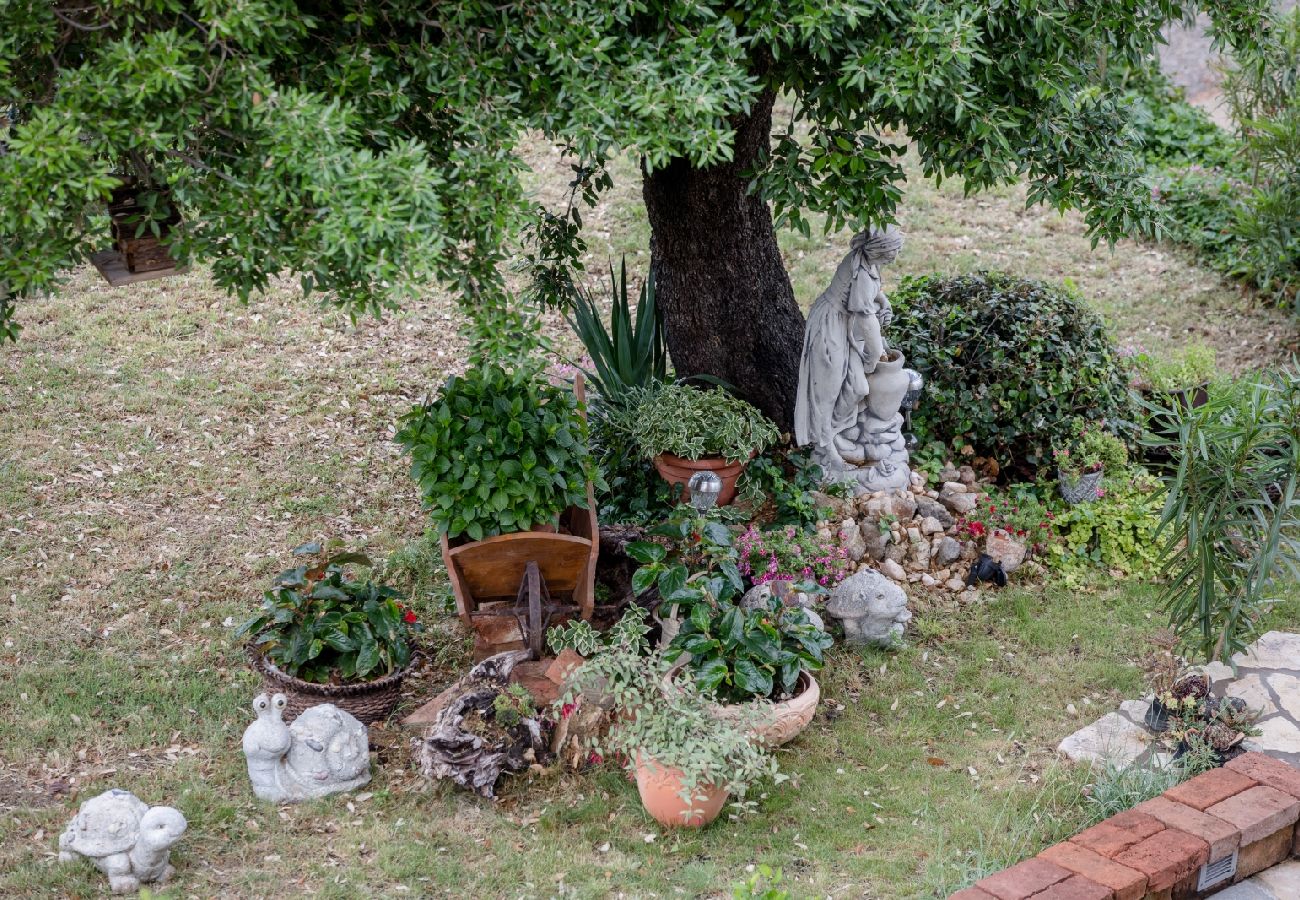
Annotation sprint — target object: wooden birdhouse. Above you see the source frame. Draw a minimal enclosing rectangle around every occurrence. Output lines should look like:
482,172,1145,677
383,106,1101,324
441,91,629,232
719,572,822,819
91,177,188,286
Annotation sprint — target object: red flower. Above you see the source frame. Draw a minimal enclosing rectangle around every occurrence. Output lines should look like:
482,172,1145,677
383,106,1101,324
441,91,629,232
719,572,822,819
403,610,418,625
587,751,604,765
967,521,986,538
561,703,576,719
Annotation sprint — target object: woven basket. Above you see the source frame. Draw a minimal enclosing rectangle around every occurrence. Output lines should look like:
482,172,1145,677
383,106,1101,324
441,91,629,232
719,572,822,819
248,649,407,725
1057,467,1104,505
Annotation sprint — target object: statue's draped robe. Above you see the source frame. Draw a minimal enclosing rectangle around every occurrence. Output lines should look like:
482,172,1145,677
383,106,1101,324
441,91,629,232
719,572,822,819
794,250,885,454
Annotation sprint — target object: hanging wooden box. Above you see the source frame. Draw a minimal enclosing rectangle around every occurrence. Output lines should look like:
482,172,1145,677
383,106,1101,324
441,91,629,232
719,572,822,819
107,185,183,274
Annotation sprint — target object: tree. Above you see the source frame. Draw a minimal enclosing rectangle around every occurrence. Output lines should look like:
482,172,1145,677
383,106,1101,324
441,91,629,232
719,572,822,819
1,2,1271,430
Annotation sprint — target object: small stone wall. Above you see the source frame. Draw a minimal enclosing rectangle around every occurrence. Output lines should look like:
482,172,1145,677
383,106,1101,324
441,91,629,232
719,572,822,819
950,753,1300,900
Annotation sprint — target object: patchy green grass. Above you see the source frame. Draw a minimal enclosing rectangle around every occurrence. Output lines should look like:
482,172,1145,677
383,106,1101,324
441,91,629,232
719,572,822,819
3,136,1300,897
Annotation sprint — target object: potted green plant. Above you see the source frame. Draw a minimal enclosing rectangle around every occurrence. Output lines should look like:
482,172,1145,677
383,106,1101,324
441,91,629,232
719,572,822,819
396,363,602,651
1133,342,1216,408
1052,418,1128,504
629,515,831,745
235,543,420,724
562,647,781,828
625,382,779,506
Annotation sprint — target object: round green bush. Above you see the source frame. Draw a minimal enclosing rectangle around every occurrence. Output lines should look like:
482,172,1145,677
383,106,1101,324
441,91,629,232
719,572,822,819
889,272,1136,476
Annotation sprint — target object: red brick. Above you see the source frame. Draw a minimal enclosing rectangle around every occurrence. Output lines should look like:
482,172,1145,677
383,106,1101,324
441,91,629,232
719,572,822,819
1133,796,1240,861
1070,811,1164,859
948,889,999,900
1162,767,1256,811
975,858,1072,900
1111,829,1208,892
1226,751,1300,800
1038,842,1146,900
1024,874,1112,899
1205,784,1300,845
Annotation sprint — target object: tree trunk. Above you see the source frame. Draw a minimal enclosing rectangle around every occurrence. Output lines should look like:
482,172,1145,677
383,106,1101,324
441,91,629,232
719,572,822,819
641,88,804,434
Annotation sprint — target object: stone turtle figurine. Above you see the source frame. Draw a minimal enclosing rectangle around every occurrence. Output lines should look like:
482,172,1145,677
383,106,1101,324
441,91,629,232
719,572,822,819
58,788,186,894
242,693,371,803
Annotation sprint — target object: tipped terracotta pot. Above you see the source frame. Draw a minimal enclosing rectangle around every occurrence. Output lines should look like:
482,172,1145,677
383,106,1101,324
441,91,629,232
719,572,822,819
711,670,820,747
633,754,729,828
652,453,747,506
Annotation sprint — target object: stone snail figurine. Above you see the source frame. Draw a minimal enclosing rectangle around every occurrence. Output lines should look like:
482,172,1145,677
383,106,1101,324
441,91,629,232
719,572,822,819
58,788,186,894
242,693,371,803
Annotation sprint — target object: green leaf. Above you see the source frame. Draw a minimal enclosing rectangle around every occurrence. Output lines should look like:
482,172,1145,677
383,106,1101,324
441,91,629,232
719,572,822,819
733,659,774,699
626,541,666,564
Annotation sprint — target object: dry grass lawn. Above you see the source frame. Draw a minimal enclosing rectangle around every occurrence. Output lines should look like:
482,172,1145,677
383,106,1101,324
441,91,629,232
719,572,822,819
2,142,1298,898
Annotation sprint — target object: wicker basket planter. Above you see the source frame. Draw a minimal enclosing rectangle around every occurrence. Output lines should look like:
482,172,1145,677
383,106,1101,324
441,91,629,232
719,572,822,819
248,648,408,725
1057,467,1104,505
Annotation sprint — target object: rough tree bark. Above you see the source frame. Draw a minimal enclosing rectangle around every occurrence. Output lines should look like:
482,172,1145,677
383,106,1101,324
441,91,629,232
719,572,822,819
641,87,805,434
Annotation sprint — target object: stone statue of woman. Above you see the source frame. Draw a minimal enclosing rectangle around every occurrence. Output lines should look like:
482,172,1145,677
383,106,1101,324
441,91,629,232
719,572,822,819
794,225,903,475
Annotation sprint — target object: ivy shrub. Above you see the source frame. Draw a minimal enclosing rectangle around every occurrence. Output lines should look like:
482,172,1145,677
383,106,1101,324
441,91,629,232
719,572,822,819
396,364,596,541
889,272,1137,477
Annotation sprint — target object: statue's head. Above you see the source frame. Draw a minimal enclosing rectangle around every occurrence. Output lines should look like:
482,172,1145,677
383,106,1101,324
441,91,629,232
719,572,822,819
851,225,903,266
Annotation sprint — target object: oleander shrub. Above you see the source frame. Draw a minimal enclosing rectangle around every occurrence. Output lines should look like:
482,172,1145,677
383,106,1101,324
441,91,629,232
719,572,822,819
890,272,1137,477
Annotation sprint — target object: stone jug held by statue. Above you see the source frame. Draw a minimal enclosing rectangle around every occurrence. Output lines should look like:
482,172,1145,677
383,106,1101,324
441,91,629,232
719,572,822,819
865,350,909,422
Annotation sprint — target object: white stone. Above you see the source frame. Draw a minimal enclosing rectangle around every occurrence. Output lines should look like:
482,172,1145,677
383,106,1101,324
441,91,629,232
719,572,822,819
984,529,1027,574
58,789,186,894
839,518,868,563
945,578,965,592
1234,631,1300,672
1249,715,1300,756
243,694,371,803
1057,712,1151,769
1118,699,1152,723
941,481,967,494
881,559,906,582
919,516,944,535
939,490,978,515
1221,673,1280,717
1204,661,1234,685
921,574,937,587
1265,672,1300,720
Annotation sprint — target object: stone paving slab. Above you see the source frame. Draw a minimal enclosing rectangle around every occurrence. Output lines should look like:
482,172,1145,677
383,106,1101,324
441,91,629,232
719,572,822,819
1059,632,1300,768
1212,858,1300,899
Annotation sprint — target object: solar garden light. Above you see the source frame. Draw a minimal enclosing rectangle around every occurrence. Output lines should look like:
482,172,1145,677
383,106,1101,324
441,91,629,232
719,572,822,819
687,470,723,511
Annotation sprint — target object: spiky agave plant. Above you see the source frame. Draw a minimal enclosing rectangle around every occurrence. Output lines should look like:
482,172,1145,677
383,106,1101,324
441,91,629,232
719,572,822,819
566,257,668,405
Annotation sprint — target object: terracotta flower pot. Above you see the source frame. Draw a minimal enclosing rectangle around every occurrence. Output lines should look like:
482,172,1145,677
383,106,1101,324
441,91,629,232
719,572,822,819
710,670,820,747
652,453,747,506
633,753,729,828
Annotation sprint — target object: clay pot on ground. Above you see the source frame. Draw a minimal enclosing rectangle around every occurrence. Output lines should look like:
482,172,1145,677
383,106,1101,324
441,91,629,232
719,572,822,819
864,350,910,422
633,754,729,828
710,670,820,747
652,453,747,506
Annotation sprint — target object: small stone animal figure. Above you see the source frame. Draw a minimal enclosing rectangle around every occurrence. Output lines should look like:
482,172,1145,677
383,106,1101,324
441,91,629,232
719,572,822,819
966,553,1008,588
58,788,186,894
242,693,371,803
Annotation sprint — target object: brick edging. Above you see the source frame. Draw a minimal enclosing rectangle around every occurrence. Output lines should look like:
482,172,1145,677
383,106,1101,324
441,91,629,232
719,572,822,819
950,753,1300,899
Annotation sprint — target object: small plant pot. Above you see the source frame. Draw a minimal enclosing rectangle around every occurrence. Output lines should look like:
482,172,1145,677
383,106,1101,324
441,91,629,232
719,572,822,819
1145,698,1170,733
249,648,408,725
633,753,729,828
652,453,747,506
711,670,820,747
1057,467,1103,505
1171,383,1210,411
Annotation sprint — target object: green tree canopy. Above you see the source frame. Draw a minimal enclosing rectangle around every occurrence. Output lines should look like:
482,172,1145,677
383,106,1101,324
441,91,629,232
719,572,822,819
1,2,1273,423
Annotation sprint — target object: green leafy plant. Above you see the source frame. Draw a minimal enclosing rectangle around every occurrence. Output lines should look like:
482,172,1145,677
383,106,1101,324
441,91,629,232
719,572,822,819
566,258,668,404
396,363,596,541
1145,368,1300,662
546,605,651,657
586,390,678,525
1085,760,1184,821
625,382,779,464
1132,343,1218,393
491,683,536,728
889,273,1136,477
1052,419,1129,478
561,647,782,805
732,865,789,900
234,543,420,684
667,589,832,704
736,446,847,529
1043,471,1164,579
628,508,745,624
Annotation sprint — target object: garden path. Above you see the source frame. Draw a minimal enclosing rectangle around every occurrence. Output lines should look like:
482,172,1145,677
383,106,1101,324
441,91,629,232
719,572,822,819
1215,858,1300,899
1059,631,1300,769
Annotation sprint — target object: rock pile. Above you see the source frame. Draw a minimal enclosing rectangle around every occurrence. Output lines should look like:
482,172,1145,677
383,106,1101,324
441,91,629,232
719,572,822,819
815,464,1026,594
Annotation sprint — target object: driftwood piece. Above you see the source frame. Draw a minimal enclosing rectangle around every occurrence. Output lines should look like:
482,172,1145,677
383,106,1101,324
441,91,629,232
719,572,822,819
413,650,553,797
